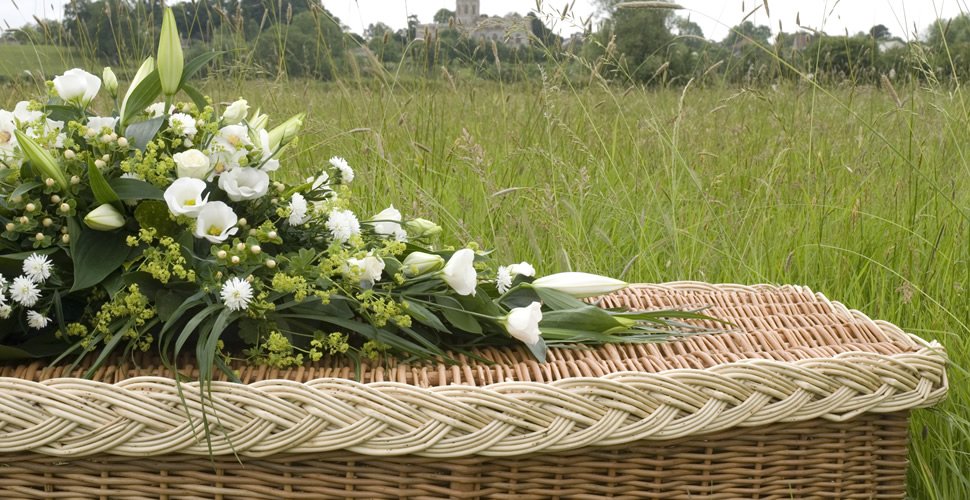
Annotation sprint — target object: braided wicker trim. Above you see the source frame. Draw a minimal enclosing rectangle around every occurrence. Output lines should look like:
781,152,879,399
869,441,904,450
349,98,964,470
0,345,946,458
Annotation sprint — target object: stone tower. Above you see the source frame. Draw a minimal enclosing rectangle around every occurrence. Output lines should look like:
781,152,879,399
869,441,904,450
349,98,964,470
456,0,480,27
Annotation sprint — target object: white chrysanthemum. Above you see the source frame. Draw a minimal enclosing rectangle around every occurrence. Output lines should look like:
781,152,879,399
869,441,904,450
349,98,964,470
220,277,253,312
288,193,309,226
326,209,361,243
26,310,51,330
0,304,11,319
10,276,41,307
86,116,119,133
0,273,7,294
330,156,354,183
169,113,197,137
496,266,513,294
23,254,53,283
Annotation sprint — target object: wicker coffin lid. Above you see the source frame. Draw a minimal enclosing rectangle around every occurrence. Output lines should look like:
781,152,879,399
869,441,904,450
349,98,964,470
0,283,948,458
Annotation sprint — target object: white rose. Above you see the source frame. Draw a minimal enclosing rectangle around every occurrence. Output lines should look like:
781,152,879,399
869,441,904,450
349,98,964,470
440,248,477,296
53,68,101,107
503,302,543,346
173,149,211,179
194,201,238,243
164,177,209,218
222,99,249,125
218,167,270,201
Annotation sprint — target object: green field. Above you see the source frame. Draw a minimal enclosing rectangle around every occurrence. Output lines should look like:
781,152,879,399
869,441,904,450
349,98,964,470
0,44,82,80
203,78,965,498
3,67,967,497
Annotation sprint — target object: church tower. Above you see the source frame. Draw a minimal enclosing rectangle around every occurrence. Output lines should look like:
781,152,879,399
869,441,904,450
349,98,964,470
456,0,480,27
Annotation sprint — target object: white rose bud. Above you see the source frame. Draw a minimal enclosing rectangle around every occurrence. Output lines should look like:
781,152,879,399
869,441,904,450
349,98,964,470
222,99,249,125
172,149,212,179
502,302,543,346
440,248,478,296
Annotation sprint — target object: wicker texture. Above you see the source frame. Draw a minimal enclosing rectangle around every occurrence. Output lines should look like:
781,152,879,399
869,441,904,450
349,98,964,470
0,283,949,498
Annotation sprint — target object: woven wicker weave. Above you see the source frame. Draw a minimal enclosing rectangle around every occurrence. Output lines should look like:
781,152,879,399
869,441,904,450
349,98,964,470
0,283,948,499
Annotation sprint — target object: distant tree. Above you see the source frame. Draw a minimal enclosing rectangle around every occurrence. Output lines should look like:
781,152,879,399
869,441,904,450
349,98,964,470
723,21,771,48
528,13,560,47
869,24,891,40
433,8,455,24
927,15,970,77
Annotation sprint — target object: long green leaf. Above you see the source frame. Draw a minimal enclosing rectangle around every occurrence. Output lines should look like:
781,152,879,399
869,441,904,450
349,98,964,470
108,177,164,200
121,70,161,126
87,160,121,207
402,299,448,332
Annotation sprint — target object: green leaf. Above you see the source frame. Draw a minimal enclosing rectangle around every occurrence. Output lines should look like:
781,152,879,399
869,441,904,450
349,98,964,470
402,299,448,332
180,51,220,86
530,285,589,310
540,306,626,332
10,181,43,200
0,335,69,360
435,296,483,334
87,160,121,207
43,103,82,122
109,177,164,200
524,337,547,363
134,200,180,237
181,85,209,112
121,69,161,126
70,224,128,292
125,117,166,151
156,289,191,322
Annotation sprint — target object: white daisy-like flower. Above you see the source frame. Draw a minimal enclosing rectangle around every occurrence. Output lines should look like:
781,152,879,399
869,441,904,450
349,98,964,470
168,113,198,137
288,193,309,226
220,277,253,312
86,116,119,133
326,209,361,243
0,304,11,319
26,310,51,330
496,266,513,294
0,273,7,293
10,276,41,307
330,156,354,183
23,253,53,283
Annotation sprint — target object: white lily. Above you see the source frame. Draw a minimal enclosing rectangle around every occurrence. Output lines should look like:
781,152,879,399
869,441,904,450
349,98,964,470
194,201,238,243
531,272,628,298
164,177,209,218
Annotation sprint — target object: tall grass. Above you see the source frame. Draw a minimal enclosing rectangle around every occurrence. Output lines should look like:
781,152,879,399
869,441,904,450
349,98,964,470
0,3,967,497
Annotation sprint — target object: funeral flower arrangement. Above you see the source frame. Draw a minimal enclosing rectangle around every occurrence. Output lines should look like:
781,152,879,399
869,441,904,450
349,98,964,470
0,10,701,378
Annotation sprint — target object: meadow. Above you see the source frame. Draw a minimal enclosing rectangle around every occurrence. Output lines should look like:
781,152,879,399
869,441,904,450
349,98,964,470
206,76,965,498
3,50,968,499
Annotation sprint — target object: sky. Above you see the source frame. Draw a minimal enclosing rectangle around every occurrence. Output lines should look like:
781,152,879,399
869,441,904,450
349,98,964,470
0,0,966,42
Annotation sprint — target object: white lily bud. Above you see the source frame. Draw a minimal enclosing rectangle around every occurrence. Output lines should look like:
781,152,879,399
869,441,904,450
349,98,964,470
84,204,126,231
102,67,118,96
531,272,628,298
402,252,445,277
222,99,249,125
157,8,184,97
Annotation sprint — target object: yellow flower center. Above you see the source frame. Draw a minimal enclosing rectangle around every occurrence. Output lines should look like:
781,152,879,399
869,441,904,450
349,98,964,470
183,199,196,206
0,131,10,145
207,225,223,236
228,135,242,147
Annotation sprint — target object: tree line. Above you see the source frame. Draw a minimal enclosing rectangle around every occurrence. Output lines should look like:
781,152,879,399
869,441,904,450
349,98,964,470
4,0,970,86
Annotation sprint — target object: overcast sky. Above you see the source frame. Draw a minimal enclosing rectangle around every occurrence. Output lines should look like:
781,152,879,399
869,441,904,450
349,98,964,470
1,0,966,42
